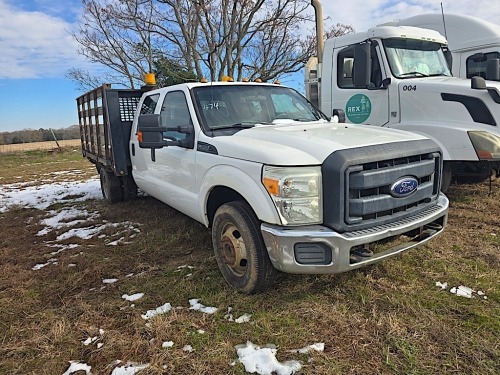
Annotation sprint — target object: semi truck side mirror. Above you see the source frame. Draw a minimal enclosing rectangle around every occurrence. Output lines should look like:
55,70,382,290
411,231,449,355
332,109,346,123
470,52,487,62
486,58,500,81
353,43,371,88
443,49,453,72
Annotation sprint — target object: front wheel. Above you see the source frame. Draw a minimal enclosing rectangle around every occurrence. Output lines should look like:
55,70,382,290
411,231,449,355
212,201,277,294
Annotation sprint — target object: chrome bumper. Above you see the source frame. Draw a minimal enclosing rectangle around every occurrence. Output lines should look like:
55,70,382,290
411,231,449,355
261,194,449,274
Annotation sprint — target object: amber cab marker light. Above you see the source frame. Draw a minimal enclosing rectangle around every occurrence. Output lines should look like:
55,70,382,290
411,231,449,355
144,73,156,86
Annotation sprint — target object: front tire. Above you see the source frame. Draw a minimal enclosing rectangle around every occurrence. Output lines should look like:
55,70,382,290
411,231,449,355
212,201,277,294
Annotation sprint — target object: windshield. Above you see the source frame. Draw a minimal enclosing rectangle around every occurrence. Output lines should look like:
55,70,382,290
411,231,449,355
192,85,328,131
383,38,452,78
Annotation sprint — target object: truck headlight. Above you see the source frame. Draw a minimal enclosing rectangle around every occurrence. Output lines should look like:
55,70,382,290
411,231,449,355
262,166,322,225
468,131,500,160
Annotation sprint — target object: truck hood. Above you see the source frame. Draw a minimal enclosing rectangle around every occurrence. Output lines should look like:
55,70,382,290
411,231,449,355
206,121,429,165
400,76,500,92
398,76,500,130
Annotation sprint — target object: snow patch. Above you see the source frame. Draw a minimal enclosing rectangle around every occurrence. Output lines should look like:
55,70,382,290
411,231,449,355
436,281,487,299
235,341,302,375
122,293,144,302
110,362,150,375
188,299,218,314
141,303,172,320
62,361,92,375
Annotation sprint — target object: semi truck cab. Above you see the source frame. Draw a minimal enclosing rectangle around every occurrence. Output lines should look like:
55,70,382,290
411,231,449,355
306,20,500,190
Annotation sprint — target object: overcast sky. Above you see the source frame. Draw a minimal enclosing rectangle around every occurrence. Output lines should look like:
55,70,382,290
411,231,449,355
0,0,499,132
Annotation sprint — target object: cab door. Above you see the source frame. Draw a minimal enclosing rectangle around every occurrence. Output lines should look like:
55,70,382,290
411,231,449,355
131,90,199,220
332,42,390,126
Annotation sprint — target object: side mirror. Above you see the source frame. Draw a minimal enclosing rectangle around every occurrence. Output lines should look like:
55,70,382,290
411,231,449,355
470,52,487,62
486,58,500,81
353,43,371,88
137,114,167,149
471,76,487,90
443,49,453,72
332,109,346,123
137,114,167,162
165,124,195,149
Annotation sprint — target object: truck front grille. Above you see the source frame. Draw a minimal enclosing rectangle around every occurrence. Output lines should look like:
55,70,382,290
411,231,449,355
346,153,440,225
321,139,442,233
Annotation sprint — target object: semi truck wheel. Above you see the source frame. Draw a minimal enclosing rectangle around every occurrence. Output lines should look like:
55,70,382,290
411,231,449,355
212,201,277,294
441,162,452,193
100,168,123,203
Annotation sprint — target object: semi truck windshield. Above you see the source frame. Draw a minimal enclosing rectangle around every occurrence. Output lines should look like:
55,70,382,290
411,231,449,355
383,38,452,78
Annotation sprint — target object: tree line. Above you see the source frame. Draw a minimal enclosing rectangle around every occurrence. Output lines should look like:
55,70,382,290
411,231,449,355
0,126,80,145
68,0,354,91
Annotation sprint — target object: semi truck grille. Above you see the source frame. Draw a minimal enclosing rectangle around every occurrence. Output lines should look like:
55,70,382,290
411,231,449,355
321,140,442,233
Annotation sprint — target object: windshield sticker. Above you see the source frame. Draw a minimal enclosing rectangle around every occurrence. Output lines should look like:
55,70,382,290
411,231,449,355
346,94,371,124
203,102,220,110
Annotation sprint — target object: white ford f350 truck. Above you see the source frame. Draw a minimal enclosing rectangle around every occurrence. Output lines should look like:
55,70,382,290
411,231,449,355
77,80,448,293
307,1,500,191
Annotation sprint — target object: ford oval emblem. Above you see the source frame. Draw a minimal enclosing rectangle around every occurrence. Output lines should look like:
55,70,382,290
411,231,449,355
390,177,418,198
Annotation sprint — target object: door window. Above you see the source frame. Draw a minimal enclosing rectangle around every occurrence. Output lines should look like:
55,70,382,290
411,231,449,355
140,94,160,114
337,44,383,88
160,91,193,142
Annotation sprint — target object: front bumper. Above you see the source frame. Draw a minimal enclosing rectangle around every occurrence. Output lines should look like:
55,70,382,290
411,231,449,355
261,194,449,274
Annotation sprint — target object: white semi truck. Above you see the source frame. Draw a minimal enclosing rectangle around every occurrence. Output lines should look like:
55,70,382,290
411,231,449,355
386,13,500,82
307,1,500,190
77,79,448,293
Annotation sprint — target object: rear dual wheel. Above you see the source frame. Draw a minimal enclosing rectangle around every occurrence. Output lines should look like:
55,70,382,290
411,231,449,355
99,168,122,203
99,168,138,203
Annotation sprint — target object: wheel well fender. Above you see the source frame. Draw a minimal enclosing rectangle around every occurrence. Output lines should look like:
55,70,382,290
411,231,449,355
199,166,280,227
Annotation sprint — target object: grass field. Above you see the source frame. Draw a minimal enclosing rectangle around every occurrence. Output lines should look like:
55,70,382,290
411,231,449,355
0,139,81,154
0,147,498,374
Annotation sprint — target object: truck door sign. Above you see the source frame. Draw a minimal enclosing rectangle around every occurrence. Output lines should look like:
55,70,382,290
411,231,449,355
346,94,371,123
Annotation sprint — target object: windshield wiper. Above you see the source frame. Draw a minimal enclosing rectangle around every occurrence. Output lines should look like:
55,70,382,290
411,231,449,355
397,71,429,78
273,117,316,122
211,123,255,131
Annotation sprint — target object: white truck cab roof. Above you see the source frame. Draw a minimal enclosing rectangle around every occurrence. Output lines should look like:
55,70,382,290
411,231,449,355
327,25,447,49
385,13,500,52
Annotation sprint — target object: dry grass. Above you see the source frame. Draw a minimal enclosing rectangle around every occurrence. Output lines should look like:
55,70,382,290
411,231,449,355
0,139,81,154
0,148,498,374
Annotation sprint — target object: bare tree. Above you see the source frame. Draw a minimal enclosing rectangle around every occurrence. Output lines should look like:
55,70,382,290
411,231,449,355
70,0,354,88
71,0,159,89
